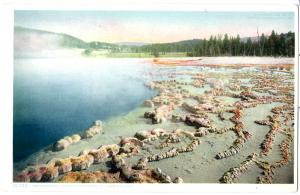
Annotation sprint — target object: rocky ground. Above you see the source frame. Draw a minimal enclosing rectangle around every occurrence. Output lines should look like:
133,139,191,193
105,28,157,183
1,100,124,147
14,60,294,184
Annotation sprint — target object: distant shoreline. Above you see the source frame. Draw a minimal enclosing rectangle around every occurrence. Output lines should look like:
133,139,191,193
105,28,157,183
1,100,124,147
14,51,295,63
148,56,294,68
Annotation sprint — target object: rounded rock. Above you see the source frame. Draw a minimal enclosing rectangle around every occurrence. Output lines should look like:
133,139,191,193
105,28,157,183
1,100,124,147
143,100,154,108
63,136,73,144
173,176,184,183
71,134,81,143
53,139,70,151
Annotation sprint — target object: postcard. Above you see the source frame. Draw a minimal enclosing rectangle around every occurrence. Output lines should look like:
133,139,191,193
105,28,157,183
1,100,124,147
0,0,298,194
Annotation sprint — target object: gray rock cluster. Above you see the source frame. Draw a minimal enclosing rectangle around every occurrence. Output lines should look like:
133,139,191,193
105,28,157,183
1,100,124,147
52,120,103,152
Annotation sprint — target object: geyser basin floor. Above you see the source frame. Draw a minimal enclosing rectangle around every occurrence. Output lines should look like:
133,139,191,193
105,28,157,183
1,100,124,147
13,57,294,184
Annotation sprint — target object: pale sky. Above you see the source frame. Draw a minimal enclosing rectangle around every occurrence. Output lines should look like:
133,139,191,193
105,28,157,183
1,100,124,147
14,11,294,43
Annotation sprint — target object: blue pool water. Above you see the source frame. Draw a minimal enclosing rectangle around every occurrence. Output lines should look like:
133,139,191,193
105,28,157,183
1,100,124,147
13,58,157,162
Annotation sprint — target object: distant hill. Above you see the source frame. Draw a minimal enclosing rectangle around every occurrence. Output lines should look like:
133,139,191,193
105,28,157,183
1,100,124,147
115,42,149,46
14,26,294,57
14,26,122,50
14,26,88,51
14,26,122,57
13,26,260,52
88,41,116,49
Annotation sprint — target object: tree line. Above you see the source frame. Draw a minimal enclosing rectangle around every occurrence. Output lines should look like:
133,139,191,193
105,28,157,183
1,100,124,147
131,30,295,57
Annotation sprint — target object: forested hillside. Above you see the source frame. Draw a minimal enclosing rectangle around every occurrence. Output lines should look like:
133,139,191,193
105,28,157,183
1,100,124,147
132,31,295,57
15,26,295,58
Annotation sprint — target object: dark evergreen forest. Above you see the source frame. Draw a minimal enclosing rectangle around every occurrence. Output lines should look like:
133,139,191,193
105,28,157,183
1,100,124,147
130,31,295,57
